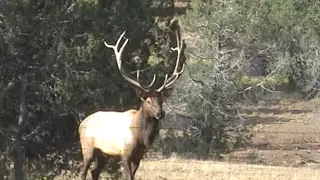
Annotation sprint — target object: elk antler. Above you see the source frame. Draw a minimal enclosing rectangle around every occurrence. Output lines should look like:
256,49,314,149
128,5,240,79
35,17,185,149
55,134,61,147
104,31,185,93
156,31,185,92
104,31,156,92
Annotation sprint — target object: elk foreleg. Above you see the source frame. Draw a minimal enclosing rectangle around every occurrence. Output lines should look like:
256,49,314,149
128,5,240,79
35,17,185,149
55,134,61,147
91,153,107,180
131,159,141,177
81,158,92,180
122,157,133,180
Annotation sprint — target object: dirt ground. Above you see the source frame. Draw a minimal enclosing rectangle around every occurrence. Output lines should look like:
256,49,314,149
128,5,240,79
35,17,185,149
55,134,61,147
225,98,320,167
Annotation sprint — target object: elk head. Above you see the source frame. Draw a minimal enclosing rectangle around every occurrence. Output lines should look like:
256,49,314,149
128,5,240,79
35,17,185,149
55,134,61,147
104,31,185,120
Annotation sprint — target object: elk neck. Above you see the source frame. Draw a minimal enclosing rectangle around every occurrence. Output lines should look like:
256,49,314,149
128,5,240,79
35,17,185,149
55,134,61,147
131,104,160,148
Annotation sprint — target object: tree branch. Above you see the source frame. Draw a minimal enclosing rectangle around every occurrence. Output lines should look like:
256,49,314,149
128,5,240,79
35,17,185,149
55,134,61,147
13,74,27,180
239,61,285,94
185,63,205,86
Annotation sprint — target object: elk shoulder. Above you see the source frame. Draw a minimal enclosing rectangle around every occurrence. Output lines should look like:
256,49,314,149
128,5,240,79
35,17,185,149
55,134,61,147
79,111,136,156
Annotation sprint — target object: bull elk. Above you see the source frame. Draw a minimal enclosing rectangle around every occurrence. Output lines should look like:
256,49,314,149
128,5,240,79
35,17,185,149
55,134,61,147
78,31,185,180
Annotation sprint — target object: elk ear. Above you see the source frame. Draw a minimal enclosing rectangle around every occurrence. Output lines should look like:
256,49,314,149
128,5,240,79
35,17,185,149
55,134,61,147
161,88,174,98
133,86,147,100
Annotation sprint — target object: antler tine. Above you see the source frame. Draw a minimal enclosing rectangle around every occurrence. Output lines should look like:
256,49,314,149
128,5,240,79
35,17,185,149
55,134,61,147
164,63,185,88
156,30,185,92
136,71,157,89
147,74,157,88
156,74,168,92
104,31,148,91
171,31,183,73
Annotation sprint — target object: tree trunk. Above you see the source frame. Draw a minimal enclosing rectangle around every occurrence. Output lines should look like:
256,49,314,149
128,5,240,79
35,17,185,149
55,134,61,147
13,74,27,180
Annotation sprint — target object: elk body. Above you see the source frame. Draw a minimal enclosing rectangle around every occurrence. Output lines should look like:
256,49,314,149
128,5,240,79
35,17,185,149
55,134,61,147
78,31,185,180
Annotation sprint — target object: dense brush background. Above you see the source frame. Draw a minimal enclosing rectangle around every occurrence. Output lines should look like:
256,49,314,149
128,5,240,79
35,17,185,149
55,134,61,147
0,0,319,179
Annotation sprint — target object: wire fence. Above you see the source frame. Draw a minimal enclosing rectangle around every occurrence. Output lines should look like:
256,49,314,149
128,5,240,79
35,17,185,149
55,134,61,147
1,116,320,179
74,125,320,180
141,131,318,180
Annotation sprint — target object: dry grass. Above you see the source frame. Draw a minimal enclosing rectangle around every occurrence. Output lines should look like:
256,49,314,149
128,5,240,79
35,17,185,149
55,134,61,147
132,158,320,180
51,157,320,180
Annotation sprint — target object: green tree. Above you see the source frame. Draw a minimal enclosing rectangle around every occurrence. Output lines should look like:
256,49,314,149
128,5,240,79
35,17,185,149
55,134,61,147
159,0,320,159
0,0,181,178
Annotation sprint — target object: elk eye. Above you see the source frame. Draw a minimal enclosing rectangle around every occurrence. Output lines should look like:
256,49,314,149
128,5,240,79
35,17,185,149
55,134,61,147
147,99,151,104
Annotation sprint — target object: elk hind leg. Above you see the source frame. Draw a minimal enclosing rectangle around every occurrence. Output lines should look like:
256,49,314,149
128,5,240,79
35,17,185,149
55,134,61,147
91,152,107,180
80,141,95,180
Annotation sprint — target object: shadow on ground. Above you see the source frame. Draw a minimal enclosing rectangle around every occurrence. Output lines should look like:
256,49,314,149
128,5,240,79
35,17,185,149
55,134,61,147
243,116,291,125
244,107,312,115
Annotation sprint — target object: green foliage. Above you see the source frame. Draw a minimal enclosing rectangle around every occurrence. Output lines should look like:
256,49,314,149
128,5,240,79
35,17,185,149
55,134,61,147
155,58,252,159
166,0,254,158
0,0,181,177
155,0,320,159
183,0,320,96
238,75,289,87
1,0,320,178
251,0,320,98
310,98,320,106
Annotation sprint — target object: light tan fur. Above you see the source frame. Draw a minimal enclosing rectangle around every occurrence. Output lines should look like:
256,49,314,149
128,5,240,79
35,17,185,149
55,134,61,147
79,110,137,156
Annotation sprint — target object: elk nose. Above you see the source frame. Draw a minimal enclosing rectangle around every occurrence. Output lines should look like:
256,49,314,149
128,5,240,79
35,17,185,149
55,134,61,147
157,111,165,119
155,111,165,120
156,112,162,119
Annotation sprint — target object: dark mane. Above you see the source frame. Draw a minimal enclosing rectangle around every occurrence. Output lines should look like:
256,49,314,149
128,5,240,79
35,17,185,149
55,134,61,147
133,108,160,148
145,118,160,147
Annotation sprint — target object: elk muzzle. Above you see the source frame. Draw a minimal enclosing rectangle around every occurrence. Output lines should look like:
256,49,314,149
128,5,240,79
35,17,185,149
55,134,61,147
155,110,165,120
